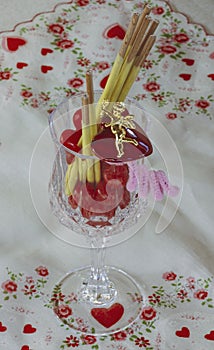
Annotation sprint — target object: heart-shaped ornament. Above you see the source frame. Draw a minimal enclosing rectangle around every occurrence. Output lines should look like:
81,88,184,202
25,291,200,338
2,37,27,52
41,65,53,74
0,322,7,332
91,303,124,328
16,62,28,69
41,48,53,56
204,330,214,341
207,73,214,81
21,346,30,350
179,73,192,81
182,58,195,66
23,324,37,334
175,326,190,338
103,24,126,40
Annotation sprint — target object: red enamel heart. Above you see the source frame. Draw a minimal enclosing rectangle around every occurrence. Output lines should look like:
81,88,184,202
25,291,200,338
21,346,30,350
41,48,53,56
207,73,214,81
0,322,7,332
175,326,190,338
204,330,214,341
91,303,124,328
179,73,191,81
103,24,126,40
100,75,109,89
182,58,195,66
3,37,27,52
23,324,37,334
41,65,53,74
16,62,28,69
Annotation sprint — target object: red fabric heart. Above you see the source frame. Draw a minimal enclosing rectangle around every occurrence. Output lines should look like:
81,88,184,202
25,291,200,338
204,330,214,341
175,326,190,338
179,73,191,81
182,58,195,66
41,65,53,73
103,24,126,40
100,75,109,89
207,73,214,81
16,62,28,69
41,48,53,56
0,322,7,332
91,303,124,328
21,346,30,350
3,37,27,52
23,324,37,334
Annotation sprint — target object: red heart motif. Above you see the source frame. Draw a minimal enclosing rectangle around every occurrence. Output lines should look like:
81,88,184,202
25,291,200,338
3,37,27,52
91,303,124,328
182,58,195,66
103,24,126,40
204,330,214,341
175,326,190,338
21,346,30,350
23,324,37,334
100,75,109,89
16,62,28,69
0,322,7,332
41,65,53,74
207,73,214,81
41,48,53,56
209,52,214,59
179,73,191,81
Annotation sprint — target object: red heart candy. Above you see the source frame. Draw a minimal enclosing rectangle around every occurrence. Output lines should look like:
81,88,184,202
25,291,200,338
0,322,7,332
182,58,195,66
3,37,27,52
41,48,53,56
21,346,30,350
41,65,53,74
175,326,190,338
207,73,214,81
204,330,214,341
100,75,109,89
23,324,37,334
179,73,191,81
16,62,28,69
103,24,126,40
91,303,124,328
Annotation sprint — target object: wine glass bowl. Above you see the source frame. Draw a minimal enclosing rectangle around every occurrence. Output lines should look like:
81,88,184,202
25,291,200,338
48,91,152,335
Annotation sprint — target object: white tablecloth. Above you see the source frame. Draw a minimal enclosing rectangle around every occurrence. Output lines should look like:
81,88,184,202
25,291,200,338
0,1,214,349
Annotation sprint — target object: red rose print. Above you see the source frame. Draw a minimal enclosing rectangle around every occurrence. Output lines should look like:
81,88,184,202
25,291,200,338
174,33,189,43
55,304,72,318
113,331,127,341
159,45,177,55
1,279,18,293
177,289,188,300
21,90,33,98
193,289,208,300
35,266,49,277
48,24,64,34
143,81,160,92
166,112,177,120
195,99,210,109
57,39,74,49
75,0,89,6
82,335,96,345
162,271,177,281
31,98,39,108
77,57,91,67
67,77,84,88
140,306,157,320
152,6,164,15
0,71,12,80
97,61,110,70
65,335,80,347
135,336,151,348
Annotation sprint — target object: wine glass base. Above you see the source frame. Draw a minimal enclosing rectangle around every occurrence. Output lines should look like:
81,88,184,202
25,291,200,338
51,265,144,336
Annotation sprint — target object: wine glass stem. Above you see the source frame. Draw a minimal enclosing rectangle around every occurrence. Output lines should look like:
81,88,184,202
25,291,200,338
80,237,117,306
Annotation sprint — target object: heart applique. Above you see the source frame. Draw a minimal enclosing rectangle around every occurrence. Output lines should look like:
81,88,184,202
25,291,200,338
91,303,124,328
2,36,27,52
0,322,7,332
41,65,53,74
103,24,126,40
21,346,30,350
179,73,191,81
16,62,28,69
100,75,109,89
207,73,214,81
23,324,37,334
41,48,53,56
204,330,214,341
175,326,190,338
182,58,195,66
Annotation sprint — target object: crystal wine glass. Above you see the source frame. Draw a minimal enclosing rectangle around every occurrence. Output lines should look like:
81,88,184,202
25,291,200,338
48,90,154,335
